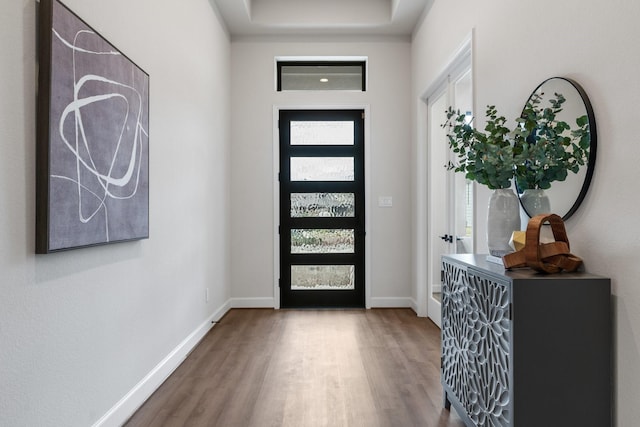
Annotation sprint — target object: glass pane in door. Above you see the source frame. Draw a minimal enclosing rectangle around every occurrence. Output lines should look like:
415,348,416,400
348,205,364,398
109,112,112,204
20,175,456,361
291,229,355,253
291,121,354,145
290,193,355,217
290,157,354,181
291,265,355,290
453,70,474,254
454,176,474,253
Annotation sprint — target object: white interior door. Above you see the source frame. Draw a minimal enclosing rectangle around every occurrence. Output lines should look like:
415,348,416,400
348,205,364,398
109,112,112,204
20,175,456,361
426,64,473,328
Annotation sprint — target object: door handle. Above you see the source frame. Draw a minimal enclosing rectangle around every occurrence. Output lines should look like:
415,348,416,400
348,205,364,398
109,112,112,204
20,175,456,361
440,234,453,243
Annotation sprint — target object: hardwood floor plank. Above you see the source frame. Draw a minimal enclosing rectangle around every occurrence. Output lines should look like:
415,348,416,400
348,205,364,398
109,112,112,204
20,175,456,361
124,309,465,427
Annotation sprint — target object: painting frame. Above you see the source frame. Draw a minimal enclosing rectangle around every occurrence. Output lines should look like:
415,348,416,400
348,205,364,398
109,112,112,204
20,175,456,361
36,0,149,253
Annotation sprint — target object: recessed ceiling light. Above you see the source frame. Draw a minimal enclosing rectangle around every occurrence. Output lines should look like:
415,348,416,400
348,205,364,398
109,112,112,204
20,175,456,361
320,78,329,83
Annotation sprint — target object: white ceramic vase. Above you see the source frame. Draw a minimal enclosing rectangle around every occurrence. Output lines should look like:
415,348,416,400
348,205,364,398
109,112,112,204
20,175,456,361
487,188,521,257
520,189,551,217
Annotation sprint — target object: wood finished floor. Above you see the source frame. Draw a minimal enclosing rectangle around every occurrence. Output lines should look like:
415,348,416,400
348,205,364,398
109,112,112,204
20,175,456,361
125,308,465,427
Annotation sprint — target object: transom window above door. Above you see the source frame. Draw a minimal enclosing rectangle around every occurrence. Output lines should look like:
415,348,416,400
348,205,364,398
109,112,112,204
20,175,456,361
276,59,367,91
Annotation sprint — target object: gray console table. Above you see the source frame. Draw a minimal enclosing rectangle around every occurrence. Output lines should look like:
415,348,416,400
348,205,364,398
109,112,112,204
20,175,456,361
441,254,611,427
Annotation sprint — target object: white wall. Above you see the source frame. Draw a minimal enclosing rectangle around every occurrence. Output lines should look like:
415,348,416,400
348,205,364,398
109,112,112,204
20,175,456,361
412,1,640,425
0,1,230,425
230,40,413,308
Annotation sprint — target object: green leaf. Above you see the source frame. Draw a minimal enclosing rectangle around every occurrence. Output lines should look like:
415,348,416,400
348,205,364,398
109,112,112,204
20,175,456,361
576,115,589,127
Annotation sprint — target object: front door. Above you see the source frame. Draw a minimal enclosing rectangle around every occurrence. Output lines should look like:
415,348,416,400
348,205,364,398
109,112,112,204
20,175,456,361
279,109,365,308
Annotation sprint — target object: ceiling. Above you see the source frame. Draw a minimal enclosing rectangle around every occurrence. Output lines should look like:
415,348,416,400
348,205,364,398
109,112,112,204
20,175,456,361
211,0,433,38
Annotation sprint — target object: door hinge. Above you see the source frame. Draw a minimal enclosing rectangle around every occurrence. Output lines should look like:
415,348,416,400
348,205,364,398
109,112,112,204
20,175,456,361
361,112,365,119
278,278,281,288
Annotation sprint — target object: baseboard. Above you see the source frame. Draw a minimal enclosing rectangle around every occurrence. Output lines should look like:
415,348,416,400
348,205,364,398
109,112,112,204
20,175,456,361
92,300,231,427
229,297,411,310
229,297,415,310
410,298,419,315
370,297,413,308
230,297,275,308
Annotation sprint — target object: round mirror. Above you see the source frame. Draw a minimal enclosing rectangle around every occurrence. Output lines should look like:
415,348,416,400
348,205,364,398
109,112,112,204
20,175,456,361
514,77,597,220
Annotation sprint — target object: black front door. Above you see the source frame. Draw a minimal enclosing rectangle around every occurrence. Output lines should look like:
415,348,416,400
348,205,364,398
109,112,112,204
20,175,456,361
279,109,365,308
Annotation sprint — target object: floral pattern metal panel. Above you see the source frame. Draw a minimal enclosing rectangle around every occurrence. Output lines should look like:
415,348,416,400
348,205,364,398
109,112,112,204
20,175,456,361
441,261,471,414
442,260,512,426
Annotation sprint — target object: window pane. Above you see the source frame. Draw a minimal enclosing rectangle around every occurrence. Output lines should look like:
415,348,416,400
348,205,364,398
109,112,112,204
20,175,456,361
291,121,354,145
279,63,364,91
291,193,355,218
291,265,355,290
290,157,354,181
291,229,354,254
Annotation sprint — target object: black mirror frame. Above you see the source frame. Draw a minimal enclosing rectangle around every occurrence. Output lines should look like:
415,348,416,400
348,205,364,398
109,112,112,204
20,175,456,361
518,77,597,220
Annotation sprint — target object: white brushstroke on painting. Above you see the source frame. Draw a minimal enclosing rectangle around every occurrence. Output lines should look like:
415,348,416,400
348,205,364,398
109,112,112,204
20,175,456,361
52,28,120,56
52,27,148,242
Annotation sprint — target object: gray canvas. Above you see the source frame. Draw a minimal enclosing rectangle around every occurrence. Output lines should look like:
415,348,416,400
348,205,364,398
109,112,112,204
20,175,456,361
43,0,149,251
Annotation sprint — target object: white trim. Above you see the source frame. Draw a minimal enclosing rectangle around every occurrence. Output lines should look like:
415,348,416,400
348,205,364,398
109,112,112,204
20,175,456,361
420,32,473,103
417,31,474,324
364,107,372,309
230,297,276,308
414,97,429,317
370,297,413,308
427,293,442,328
272,107,280,309
272,104,372,309
275,55,368,62
410,297,419,315
92,301,231,427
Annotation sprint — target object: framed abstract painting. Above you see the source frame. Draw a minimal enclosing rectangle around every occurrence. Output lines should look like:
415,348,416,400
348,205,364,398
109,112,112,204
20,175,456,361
36,0,149,253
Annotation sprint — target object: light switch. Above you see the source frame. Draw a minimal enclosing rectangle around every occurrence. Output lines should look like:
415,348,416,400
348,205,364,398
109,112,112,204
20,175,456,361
378,196,393,207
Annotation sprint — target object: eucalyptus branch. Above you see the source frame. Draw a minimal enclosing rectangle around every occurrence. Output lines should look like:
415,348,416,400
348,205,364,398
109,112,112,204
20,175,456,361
443,105,517,190
443,93,590,192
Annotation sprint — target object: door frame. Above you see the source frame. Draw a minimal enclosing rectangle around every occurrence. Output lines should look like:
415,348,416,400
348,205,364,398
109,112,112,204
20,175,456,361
272,104,372,309
417,32,474,323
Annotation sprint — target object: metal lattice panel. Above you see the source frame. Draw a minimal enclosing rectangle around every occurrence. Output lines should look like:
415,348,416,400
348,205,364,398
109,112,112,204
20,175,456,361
441,262,471,415
442,261,511,426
